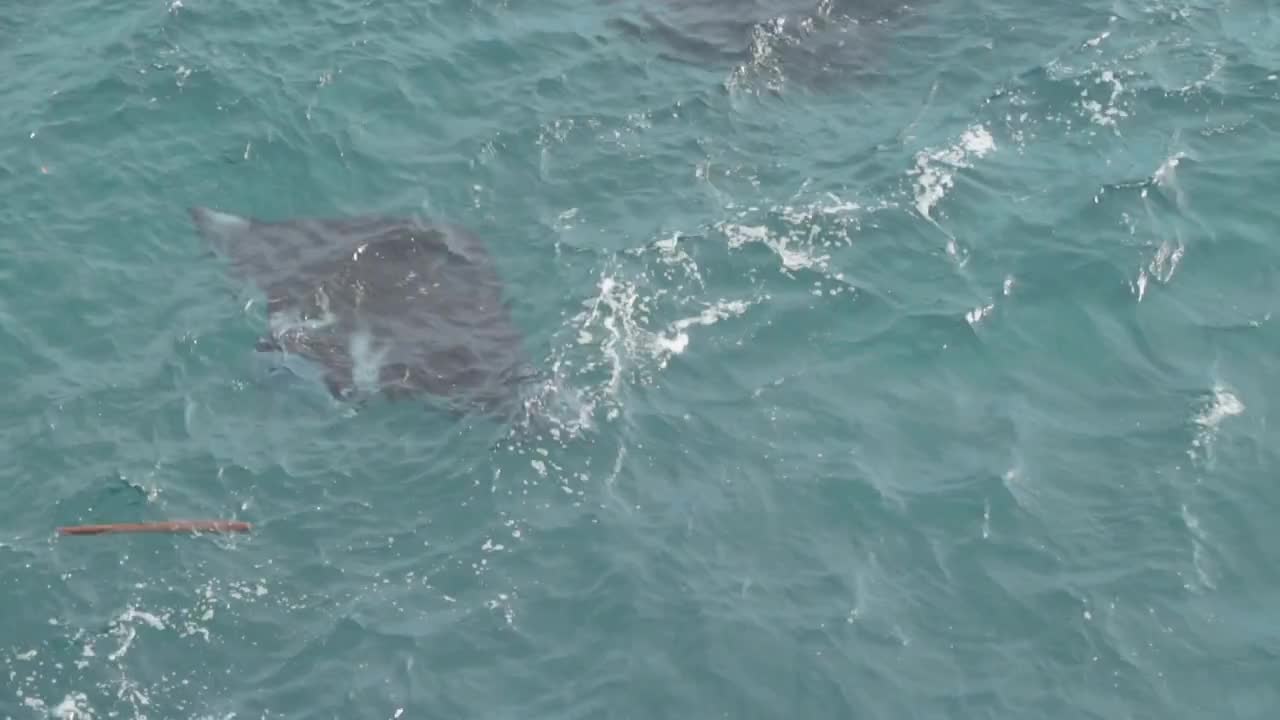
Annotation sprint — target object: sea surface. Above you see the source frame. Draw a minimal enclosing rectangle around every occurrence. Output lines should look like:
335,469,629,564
2,0,1278,717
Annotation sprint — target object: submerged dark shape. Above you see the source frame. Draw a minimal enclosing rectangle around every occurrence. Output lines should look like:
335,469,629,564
189,207,532,416
607,0,922,90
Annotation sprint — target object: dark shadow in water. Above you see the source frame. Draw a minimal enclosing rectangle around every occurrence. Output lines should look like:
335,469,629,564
603,0,931,92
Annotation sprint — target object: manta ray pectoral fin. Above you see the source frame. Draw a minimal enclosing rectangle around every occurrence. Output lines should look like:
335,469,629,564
509,363,547,385
324,371,355,401
190,206,250,230
378,363,423,400
189,206,253,255
255,335,284,353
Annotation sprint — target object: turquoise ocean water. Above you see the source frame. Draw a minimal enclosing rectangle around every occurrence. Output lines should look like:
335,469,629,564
3,0,1279,717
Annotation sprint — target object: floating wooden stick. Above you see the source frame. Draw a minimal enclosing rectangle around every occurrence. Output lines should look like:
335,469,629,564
57,520,252,536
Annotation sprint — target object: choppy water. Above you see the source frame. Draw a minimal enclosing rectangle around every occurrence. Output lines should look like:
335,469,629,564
3,0,1279,717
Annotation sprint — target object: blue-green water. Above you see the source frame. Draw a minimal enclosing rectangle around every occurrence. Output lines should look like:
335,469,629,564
3,0,1279,716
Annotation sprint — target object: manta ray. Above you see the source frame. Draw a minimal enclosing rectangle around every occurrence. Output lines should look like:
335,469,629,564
189,206,532,415
607,0,922,90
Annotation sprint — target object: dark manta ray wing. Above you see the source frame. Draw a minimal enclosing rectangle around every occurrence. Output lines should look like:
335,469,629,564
607,0,921,90
346,224,528,395
190,207,529,411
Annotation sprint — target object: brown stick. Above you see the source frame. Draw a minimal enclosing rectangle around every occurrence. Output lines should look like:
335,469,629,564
57,520,252,536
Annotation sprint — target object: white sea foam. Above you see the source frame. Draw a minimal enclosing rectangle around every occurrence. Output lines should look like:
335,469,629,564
1191,386,1243,448
1132,152,1189,301
1181,503,1216,591
720,221,831,273
910,125,996,221
1080,69,1129,127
